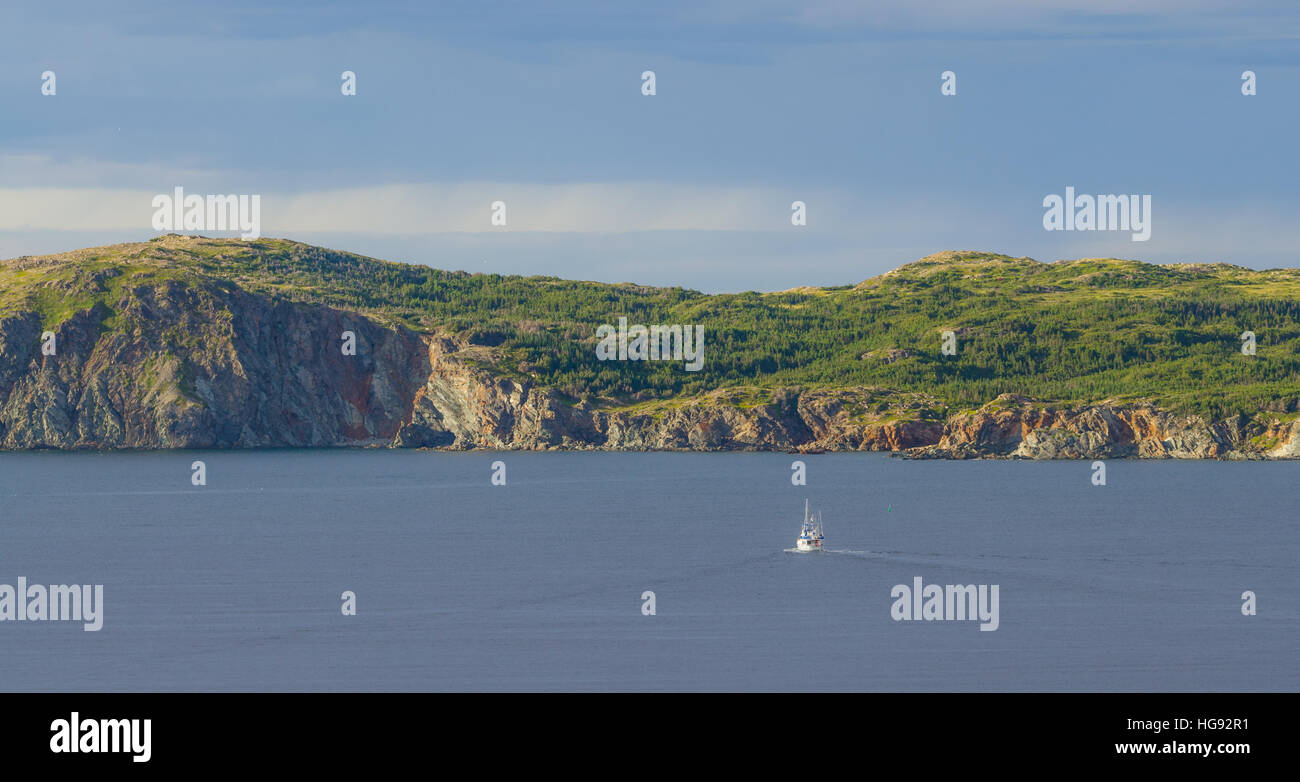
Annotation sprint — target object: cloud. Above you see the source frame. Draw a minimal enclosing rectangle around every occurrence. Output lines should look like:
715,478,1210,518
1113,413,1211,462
0,181,838,234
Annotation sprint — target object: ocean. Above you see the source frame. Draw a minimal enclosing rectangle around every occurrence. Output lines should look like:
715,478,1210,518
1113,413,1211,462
1,450,1295,691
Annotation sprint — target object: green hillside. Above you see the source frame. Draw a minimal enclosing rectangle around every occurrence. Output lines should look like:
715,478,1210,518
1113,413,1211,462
4,236,1299,421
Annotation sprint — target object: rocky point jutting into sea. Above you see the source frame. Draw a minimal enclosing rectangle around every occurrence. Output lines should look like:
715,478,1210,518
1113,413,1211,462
3,235,1300,459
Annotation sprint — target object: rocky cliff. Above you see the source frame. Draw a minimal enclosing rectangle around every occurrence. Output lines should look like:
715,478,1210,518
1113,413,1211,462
3,237,1298,458
396,348,1300,459
0,278,428,449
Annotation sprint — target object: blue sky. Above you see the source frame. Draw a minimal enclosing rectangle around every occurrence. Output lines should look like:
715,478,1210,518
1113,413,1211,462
2,0,1298,291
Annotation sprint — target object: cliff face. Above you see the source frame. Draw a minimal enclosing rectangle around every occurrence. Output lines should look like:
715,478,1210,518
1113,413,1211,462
0,280,428,449
392,339,947,453
395,342,1291,459
902,396,1259,460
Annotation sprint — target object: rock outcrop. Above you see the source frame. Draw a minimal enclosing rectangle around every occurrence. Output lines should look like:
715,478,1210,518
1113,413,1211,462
903,394,1260,460
0,280,428,449
393,344,1292,459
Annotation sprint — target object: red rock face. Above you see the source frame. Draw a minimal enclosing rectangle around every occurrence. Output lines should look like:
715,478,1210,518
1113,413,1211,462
0,280,431,449
899,395,1252,459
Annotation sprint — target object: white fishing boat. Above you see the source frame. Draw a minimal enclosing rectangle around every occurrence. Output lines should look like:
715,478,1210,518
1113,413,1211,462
795,499,825,552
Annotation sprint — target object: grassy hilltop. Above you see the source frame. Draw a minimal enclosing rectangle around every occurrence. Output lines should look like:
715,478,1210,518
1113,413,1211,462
4,236,1300,425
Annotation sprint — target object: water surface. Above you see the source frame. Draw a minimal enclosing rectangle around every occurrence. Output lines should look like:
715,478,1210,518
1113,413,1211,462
1,451,1295,691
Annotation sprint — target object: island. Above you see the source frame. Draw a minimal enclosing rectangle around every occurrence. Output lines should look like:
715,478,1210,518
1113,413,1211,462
2,234,1298,458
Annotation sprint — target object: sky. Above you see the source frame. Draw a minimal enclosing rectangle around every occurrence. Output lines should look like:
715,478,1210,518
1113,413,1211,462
1,0,1298,292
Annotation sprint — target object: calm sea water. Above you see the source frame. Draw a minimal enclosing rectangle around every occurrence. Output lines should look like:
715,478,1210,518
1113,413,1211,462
0,450,1295,691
